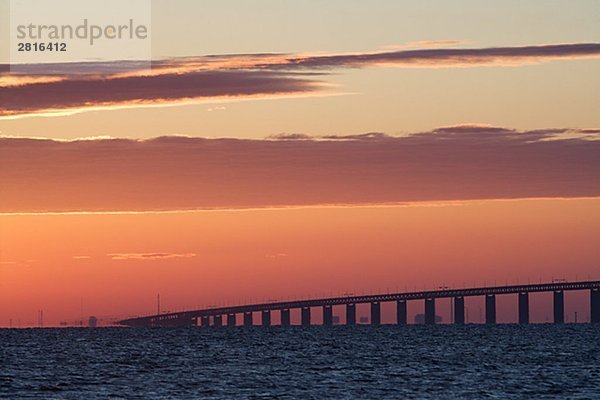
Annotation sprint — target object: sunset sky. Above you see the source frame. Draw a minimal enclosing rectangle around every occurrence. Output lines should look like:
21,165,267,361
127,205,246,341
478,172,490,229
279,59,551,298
1,1,599,327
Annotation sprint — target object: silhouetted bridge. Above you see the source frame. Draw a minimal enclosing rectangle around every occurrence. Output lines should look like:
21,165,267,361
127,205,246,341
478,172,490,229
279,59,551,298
118,280,600,327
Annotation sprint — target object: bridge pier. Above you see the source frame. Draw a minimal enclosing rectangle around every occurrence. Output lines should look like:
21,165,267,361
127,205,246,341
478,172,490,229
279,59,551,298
346,304,356,325
301,307,311,326
244,312,253,326
518,292,529,324
454,296,465,324
397,300,407,325
485,294,496,324
281,309,291,326
591,288,600,323
371,302,381,325
425,298,436,325
214,315,223,327
227,313,236,327
201,316,209,327
554,290,564,324
323,305,333,326
261,310,271,326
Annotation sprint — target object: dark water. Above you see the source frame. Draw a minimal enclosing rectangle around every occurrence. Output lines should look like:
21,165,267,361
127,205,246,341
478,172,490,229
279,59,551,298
1,325,599,399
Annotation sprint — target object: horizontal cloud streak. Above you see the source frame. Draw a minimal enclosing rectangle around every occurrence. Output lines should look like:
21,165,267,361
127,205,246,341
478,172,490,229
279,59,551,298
1,42,598,117
4,43,599,76
0,71,322,117
108,253,197,261
1,126,599,213
253,43,600,70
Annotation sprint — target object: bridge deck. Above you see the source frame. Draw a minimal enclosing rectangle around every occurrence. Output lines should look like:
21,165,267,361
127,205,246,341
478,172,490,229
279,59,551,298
118,280,600,326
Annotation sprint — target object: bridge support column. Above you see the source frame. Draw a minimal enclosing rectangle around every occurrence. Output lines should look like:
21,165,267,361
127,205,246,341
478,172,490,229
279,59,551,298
244,312,253,326
227,314,236,327
554,290,565,324
485,294,496,324
201,316,209,327
280,309,291,326
371,302,381,325
214,315,223,327
425,298,436,325
592,289,600,323
301,307,311,326
323,305,333,326
261,310,271,326
346,304,356,325
397,300,407,325
518,292,529,324
454,296,465,324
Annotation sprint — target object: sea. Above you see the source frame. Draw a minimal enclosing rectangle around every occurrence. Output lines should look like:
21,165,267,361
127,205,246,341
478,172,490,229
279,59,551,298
1,324,599,399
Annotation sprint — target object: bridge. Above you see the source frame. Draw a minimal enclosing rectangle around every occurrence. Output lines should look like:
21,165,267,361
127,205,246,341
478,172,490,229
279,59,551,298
118,280,600,327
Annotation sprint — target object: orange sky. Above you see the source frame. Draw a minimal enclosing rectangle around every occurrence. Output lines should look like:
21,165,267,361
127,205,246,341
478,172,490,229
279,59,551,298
1,2,599,328
1,198,598,327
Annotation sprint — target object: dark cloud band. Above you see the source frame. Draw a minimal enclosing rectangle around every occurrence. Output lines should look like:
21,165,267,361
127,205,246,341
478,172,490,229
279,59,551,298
1,126,599,213
0,70,321,117
1,42,598,117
